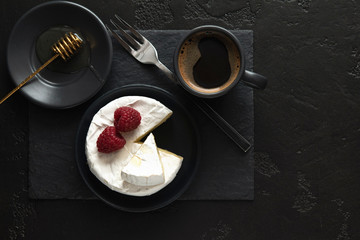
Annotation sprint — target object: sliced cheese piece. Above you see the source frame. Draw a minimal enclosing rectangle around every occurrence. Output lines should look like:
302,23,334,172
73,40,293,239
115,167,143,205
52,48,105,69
121,133,165,186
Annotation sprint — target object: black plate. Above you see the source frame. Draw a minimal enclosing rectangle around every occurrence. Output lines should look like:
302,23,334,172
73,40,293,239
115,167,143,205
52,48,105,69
76,84,200,212
6,1,112,108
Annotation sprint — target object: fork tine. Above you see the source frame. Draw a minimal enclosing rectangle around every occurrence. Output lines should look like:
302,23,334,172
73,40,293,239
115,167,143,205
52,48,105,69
114,15,145,43
106,24,133,54
110,18,141,50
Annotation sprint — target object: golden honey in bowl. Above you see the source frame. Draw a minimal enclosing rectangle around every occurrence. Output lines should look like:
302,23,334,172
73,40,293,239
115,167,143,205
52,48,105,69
36,25,90,73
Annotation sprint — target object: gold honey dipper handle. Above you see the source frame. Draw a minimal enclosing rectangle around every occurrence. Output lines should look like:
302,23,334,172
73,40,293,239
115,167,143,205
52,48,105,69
0,32,83,105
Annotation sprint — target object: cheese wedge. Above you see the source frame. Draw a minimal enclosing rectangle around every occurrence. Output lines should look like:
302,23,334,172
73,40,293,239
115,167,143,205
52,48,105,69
121,133,165,186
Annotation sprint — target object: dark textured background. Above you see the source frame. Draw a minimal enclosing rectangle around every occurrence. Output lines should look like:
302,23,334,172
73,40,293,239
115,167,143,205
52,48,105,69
1,0,359,239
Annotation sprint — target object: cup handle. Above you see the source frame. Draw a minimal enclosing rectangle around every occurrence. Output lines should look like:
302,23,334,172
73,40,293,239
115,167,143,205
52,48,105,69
242,70,267,89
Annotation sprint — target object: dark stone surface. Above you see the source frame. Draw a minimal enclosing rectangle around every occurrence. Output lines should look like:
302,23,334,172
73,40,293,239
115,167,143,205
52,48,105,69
28,30,254,201
1,0,359,239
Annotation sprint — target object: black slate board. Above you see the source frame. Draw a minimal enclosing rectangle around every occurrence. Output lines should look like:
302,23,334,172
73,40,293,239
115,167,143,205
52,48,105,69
28,30,254,200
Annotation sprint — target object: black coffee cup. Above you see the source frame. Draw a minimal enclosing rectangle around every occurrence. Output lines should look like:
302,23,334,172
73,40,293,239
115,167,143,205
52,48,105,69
174,25,267,98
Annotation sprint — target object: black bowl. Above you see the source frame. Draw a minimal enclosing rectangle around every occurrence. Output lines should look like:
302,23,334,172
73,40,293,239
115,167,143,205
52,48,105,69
6,1,112,108
75,84,201,212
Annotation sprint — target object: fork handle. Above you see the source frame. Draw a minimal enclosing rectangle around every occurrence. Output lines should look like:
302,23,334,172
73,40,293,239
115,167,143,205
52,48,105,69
155,61,178,83
187,95,252,152
155,61,252,152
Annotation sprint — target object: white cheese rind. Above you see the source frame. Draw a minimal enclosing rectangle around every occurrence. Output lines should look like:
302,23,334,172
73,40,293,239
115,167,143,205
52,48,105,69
121,133,165,187
85,96,182,196
87,142,183,196
86,96,173,146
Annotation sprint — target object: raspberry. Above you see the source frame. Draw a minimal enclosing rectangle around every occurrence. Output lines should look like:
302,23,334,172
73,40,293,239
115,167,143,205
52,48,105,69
114,106,141,132
97,126,126,153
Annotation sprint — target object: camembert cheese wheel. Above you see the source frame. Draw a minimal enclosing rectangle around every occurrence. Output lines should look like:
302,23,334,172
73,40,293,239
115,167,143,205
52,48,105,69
85,96,183,196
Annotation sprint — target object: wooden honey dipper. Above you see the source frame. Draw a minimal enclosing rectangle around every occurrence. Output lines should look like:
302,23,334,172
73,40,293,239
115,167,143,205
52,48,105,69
0,32,83,104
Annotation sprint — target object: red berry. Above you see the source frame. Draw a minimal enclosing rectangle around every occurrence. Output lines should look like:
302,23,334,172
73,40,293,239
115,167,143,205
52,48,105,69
114,106,141,132
97,126,126,153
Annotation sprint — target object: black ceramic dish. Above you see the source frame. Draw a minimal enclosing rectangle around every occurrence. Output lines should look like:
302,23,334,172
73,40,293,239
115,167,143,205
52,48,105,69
6,1,112,108
75,84,200,212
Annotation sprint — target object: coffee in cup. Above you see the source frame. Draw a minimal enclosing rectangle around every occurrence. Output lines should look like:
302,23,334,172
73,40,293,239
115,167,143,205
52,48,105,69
174,25,267,98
